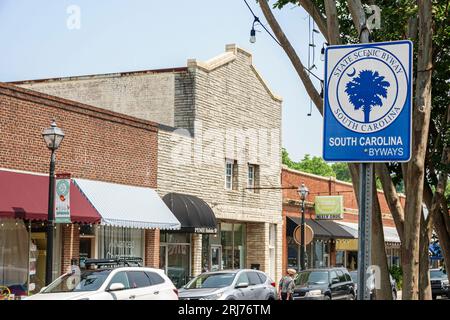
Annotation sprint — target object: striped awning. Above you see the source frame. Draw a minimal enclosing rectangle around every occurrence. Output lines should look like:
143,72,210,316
335,221,401,243
73,178,180,230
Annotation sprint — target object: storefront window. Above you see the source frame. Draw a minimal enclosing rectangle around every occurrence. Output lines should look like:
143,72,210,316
220,222,246,270
336,250,345,267
221,223,234,269
0,218,62,298
201,233,221,272
287,236,298,269
160,232,191,288
233,224,246,269
346,251,358,270
97,226,144,259
0,218,29,298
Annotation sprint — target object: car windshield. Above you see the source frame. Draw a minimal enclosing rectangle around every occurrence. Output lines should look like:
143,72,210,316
295,271,329,285
185,273,236,289
430,270,446,279
349,271,357,282
42,270,111,293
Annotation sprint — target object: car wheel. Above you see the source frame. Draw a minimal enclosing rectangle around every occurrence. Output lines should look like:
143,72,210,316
348,292,356,300
432,295,437,300
324,294,331,300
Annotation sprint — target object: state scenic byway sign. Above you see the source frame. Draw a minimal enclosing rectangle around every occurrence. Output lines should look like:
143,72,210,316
323,40,412,162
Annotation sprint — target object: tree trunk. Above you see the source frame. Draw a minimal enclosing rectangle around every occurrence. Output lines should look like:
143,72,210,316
402,0,433,300
371,177,393,300
419,213,432,300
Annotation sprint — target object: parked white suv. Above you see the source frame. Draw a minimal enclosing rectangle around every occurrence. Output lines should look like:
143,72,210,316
26,264,178,300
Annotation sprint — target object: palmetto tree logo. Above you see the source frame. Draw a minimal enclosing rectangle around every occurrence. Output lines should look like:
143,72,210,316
344,70,391,123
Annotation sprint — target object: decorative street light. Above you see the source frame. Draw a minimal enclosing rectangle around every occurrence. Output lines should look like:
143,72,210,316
297,183,309,271
42,119,65,285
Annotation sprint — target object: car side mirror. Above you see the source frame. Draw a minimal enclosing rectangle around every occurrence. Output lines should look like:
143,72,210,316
109,283,125,291
235,282,249,289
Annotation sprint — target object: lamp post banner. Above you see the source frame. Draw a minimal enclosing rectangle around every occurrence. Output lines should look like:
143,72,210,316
323,40,412,162
55,173,71,223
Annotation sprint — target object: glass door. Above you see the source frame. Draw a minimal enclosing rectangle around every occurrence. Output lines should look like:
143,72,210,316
167,244,190,288
210,245,222,271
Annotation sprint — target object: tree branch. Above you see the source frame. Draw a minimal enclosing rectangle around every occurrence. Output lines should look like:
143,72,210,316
347,0,367,33
324,0,342,45
259,0,323,114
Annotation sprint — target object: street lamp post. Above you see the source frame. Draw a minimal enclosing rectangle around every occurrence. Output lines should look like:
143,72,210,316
298,183,309,271
42,119,65,285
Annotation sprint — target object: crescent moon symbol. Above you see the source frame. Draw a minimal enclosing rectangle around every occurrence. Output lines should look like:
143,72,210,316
346,68,356,77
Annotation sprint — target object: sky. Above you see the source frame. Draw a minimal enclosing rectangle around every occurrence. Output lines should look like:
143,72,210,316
0,0,326,162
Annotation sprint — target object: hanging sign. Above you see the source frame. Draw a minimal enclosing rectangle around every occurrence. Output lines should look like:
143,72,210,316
315,195,344,220
55,173,71,223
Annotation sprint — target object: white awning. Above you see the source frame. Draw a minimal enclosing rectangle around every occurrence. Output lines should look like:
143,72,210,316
335,221,401,243
73,178,181,230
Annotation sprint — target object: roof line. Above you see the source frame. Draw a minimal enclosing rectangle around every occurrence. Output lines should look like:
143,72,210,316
0,82,159,133
8,67,188,85
187,44,283,103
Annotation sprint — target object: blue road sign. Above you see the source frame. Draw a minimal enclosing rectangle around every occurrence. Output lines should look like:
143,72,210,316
323,40,412,162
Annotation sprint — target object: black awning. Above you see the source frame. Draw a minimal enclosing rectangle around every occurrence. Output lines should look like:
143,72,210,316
287,217,355,239
162,193,217,234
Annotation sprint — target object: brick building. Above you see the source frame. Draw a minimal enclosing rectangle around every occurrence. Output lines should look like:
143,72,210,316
282,166,402,272
14,44,283,285
0,83,179,297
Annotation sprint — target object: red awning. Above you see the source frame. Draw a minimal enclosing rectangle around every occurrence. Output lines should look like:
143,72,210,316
0,170,101,224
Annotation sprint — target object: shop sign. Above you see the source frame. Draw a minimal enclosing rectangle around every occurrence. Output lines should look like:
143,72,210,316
55,173,71,223
315,195,344,220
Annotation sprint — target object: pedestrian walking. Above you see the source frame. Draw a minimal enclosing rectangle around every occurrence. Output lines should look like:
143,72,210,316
278,268,297,300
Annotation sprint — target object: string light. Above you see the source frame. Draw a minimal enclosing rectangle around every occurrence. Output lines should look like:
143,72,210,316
243,0,324,86
243,0,281,46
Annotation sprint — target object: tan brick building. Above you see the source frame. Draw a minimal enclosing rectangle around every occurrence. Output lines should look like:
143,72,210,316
15,44,284,285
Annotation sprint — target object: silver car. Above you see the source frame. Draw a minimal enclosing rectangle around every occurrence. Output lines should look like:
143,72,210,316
178,269,277,300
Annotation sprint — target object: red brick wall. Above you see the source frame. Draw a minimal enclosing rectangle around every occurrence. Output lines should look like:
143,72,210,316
282,167,402,227
0,83,158,187
61,224,80,273
0,83,160,272
145,229,160,268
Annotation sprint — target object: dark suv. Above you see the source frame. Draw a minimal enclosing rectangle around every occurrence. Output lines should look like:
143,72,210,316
292,268,355,300
430,268,449,299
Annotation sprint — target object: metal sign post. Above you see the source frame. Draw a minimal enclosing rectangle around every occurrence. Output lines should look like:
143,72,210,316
357,26,372,301
357,163,373,300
